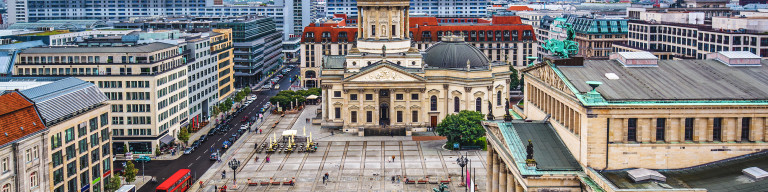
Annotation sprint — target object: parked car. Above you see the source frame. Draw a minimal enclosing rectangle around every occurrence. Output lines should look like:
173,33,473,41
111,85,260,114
250,95,257,100
261,84,271,89
135,155,151,163
210,152,219,160
241,116,248,123
207,128,216,136
191,141,201,150
198,135,208,142
222,141,231,149
183,147,193,155
274,84,280,90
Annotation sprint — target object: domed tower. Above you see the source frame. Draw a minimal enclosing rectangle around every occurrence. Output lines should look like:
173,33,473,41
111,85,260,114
355,0,411,54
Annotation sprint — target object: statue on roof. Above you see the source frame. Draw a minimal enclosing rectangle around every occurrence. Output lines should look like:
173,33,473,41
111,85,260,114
487,101,494,120
526,139,536,167
504,98,512,122
542,22,579,59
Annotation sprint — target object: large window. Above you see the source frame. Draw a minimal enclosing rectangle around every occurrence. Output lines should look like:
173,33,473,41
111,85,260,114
396,111,403,122
742,117,751,141
51,133,62,149
412,111,418,122
351,111,357,123
656,118,665,141
713,118,722,141
430,96,437,111
53,168,63,185
475,98,482,112
350,94,357,101
334,108,341,119
411,94,419,100
454,97,460,113
684,118,694,141
52,151,63,167
366,111,373,123
627,118,637,142
365,94,373,100
65,128,75,143
29,172,38,188
497,91,502,106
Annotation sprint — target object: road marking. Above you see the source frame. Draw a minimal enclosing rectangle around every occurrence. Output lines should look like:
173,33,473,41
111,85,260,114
188,163,194,168
218,138,222,141
196,156,201,160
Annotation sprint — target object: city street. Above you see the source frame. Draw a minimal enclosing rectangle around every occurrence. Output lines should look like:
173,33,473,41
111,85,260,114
122,66,301,192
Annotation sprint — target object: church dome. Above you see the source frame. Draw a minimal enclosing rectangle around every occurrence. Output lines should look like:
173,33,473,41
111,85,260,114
423,36,489,69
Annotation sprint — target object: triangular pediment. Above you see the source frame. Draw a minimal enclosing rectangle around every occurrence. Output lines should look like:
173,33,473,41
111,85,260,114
345,64,425,82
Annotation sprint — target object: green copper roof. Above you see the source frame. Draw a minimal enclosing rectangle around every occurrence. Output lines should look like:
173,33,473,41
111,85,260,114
488,121,581,176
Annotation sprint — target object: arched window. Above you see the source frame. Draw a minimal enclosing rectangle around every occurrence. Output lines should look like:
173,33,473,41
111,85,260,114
2,184,9,192
497,91,502,106
430,96,437,111
454,97,460,113
29,172,37,187
475,97,482,112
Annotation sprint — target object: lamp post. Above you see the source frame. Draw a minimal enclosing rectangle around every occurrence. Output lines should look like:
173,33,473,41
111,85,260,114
456,153,468,188
228,159,241,188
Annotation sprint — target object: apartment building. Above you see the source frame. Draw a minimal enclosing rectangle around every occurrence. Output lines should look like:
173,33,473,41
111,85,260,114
13,43,188,156
324,0,488,18
115,16,283,88
5,0,309,39
615,16,768,60
13,77,113,192
0,91,49,192
300,15,537,87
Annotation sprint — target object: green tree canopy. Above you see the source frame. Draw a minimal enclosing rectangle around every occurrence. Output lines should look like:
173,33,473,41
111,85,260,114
105,175,122,192
125,161,138,182
509,66,520,90
178,127,190,144
243,86,252,95
436,110,486,145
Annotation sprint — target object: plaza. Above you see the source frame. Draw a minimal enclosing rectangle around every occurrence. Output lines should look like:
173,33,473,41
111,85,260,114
194,105,488,192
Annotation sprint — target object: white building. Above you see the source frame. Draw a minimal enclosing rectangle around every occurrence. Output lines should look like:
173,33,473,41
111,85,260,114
324,0,488,18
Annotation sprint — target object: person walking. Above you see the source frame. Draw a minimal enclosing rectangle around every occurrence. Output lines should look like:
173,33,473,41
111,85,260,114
214,185,217,191
266,155,270,163
259,129,262,134
322,176,326,184
392,155,395,162
222,170,226,179
199,181,204,188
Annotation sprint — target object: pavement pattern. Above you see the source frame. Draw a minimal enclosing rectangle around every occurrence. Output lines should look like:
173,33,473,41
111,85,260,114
192,105,489,192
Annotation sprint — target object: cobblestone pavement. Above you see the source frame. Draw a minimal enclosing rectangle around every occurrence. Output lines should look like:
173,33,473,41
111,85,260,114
192,105,488,192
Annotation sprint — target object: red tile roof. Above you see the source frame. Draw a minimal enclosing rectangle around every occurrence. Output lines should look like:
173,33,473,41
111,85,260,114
507,6,533,11
0,92,46,147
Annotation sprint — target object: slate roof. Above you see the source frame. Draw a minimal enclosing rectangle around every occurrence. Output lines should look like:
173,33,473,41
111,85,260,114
0,91,46,148
557,59,768,101
21,42,176,54
598,150,768,192
424,40,489,69
20,77,107,126
323,55,346,69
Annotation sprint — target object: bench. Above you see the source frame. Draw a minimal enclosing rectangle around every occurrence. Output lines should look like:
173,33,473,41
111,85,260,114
404,180,416,184
417,179,428,184
248,182,259,186
440,180,450,184
259,181,270,185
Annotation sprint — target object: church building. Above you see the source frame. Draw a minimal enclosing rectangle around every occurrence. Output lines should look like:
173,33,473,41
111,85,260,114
318,0,513,135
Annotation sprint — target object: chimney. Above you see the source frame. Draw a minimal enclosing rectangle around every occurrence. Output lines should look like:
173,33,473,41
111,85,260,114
707,51,761,66
610,52,658,67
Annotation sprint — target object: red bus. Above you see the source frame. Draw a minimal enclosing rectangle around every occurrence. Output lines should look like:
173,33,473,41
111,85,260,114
156,169,192,192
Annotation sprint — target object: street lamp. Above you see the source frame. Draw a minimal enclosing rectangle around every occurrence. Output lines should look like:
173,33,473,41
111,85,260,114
456,153,468,188
228,159,241,188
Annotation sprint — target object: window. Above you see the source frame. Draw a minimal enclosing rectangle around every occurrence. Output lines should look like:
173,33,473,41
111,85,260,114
351,111,357,123
366,111,373,123
91,134,99,147
25,149,31,162
67,162,76,176
52,151,63,166
80,171,89,188
430,96,437,111
29,172,37,188
365,94,373,100
89,117,98,131
67,179,77,192
411,94,419,100
412,111,418,122
350,94,358,100
475,98,482,112
454,97,460,112
334,108,341,119
396,94,403,100
1,158,7,173
100,113,109,127
397,111,403,122
32,146,38,160
78,123,87,137
742,117,751,141
79,139,88,153
713,118,722,141
684,118,694,141
79,155,88,172
627,118,637,142
54,168,63,185
497,91,502,106
51,133,62,149
66,145,76,160
2,184,9,192
333,91,341,97
65,128,75,143
656,118,665,141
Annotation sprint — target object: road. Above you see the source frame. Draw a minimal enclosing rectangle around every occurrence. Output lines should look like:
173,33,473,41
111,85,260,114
126,66,301,192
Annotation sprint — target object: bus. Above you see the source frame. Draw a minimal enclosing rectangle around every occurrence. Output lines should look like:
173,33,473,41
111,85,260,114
156,169,192,192
116,185,136,192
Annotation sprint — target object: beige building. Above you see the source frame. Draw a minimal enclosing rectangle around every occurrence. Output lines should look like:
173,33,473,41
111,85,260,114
15,78,113,192
212,28,235,100
483,52,768,192
13,43,188,156
319,0,512,135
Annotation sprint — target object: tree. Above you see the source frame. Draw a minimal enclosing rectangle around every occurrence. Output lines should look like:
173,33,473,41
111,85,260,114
178,127,190,144
519,74,525,92
243,86,252,95
105,175,122,192
436,110,486,146
155,145,161,156
125,161,138,182
235,90,245,102
509,66,520,90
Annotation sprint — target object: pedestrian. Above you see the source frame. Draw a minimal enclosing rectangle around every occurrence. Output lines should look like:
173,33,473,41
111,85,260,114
214,185,217,191
199,181,204,188
392,155,395,162
222,185,227,192
331,131,334,136
266,155,270,163
391,176,395,183
222,170,226,179
322,176,326,184
259,129,262,134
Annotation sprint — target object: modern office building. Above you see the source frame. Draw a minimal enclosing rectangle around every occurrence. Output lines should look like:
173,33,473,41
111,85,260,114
324,0,488,18
211,29,235,101
13,77,113,192
5,0,309,39
484,51,768,192
0,91,49,192
300,14,537,88
13,43,189,156
614,15,768,59
2,29,139,46
115,16,283,88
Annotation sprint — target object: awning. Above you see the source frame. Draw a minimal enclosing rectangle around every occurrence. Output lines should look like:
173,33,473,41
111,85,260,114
159,134,174,145
306,95,318,99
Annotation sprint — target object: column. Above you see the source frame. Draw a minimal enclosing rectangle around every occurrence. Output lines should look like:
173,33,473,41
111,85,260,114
401,7,406,39
487,145,494,192
499,163,507,192
387,7,392,40
492,154,499,192
725,117,737,142
507,169,514,192
359,90,364,125
358,8,363,38
374,7,380,40
390,89,395,126
374,89,380,125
